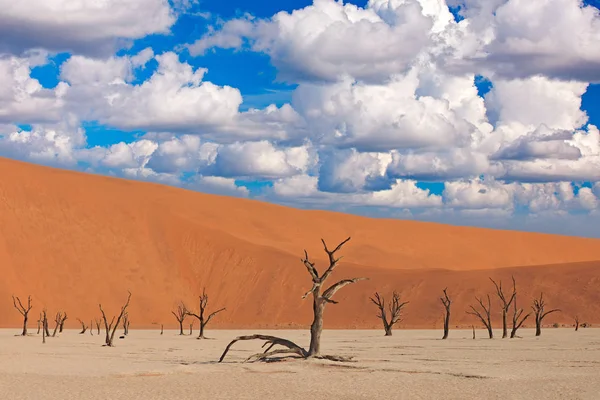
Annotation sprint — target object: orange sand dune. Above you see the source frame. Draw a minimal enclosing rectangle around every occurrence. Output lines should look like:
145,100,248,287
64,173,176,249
0,156,599,330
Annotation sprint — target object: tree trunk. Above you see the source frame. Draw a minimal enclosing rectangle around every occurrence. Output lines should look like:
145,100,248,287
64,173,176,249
442,311,450,340
487,324,493,339
22,315,28,336
535,322,541,337
384,325,393,336
198,321,205,339
510,327,516,338
308,298,325,357
179,321,184,335
501,309,508,338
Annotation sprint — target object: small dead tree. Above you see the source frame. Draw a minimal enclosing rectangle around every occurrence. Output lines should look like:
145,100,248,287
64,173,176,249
44,314,50,337
37,313,42,334
490,277,517,338
90,320,94,336
12,295,33,336
186,289,225,340
219,236,367,363
76,318,88,334
171,303,188,335
467,295,493,339
99,291,132,347
472,325,476,339
122,312,130,336
94,318,101,335
532,293,560,337
59,312,68,333
369,291,408,336
510,280,530,338
52,311,67,337
575,316,580,331
189,323,193,335
161,324,164,335
41,309,48,344
440,288,451,340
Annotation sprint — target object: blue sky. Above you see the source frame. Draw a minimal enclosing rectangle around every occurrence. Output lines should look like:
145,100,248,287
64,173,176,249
2,0,600,237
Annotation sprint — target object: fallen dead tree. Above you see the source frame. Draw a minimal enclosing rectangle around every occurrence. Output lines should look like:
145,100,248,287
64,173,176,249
219,236,367,363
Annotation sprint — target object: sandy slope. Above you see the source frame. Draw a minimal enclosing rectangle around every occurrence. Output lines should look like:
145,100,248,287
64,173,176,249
0,329,599,400
0,156,599,329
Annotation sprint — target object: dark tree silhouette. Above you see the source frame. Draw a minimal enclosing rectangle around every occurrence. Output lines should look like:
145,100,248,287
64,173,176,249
76,318,88,334
186,289,225,340
52,312,67,337
43,313,50,337
467,295,493,339
532,293,560,336
99,291,132,347
37,313,42,334
219,237,367,363
490,277,517,338
440,288,451,340
41,309,48,344
59,312,68,333
171,303,188,335
510,279,530,338
94,318,101,335
575,316,580,331
122,312,130,336
12,295,33,336
370,291,408,336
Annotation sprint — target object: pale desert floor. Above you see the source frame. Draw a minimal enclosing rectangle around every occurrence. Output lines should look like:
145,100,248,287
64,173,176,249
0,328,598,399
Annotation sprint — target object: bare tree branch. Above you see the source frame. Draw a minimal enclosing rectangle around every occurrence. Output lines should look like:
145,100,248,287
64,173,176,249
185,288,225,339
99,291,132,346
467,294,493,339
490,276,517,338
12,295,33,336
440,288,451,340
220,236,366,362
370,291,409,336
532,292,560,337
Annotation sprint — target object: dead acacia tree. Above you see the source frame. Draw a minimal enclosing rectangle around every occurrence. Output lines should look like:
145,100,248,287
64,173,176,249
122,312,130,336
440,288,451,340
490,277,517,338
575,316,580,331
52,312,67,337
76,318,88,334
37,313,42,334
369,291,408,336
171,302,188,335
44,314,50,337
186,289,225,340
41,309,48,344
510,280,530,338
532,293,560,337
94,318,101,335
59,312,68,333
99,291,132,347
12,295,33,336
467,295,494,339
219,236,368,363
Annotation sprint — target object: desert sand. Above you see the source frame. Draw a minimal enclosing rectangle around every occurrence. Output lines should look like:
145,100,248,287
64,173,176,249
1,156,600,329
0,328,598,399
